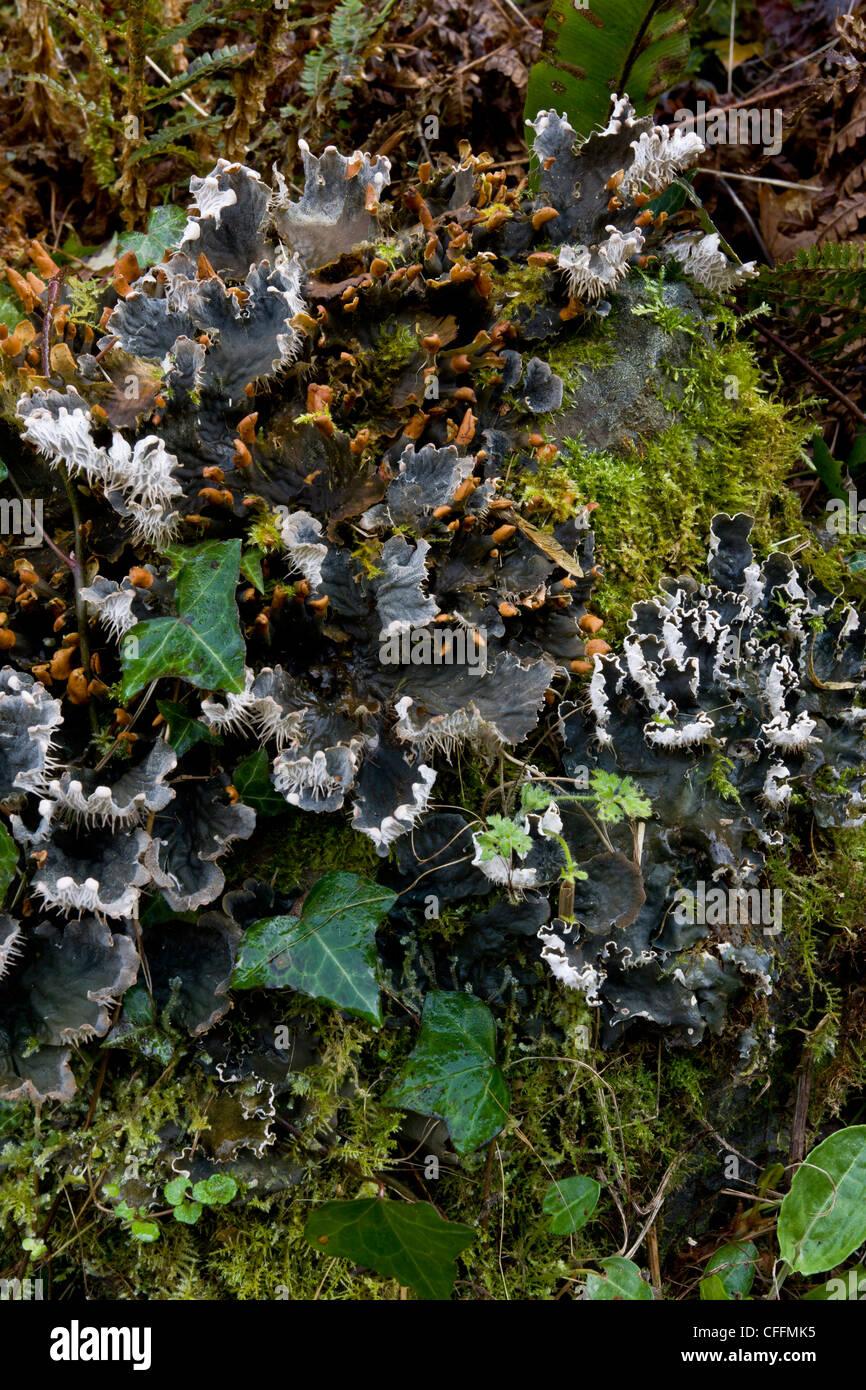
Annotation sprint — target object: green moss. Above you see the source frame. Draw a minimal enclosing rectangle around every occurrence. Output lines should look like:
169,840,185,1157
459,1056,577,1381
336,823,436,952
371,239,403,270
762,825,866,1122
0,939,726,1302
490,261,550,322
238,806,379,892
767,826,866,1007
629,271,704,339
544,315,619,386
370,321,418,377
65,275,105,327
0,961,805,1300
351,535,385,579
708,755,743,806
555,330,814,635
516,465,580,521
247,508,285,552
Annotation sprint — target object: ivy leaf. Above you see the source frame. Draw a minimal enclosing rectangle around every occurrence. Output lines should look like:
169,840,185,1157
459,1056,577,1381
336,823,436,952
702,1240,758,1298
0,286,24,332
542,1175,601,1234
120,541,246,701
304,1198,475,1301
233,749,286,817
584,1256,653,1300
384,991,510,1154
0,821,19,904
778,1125,866,1276
102,984,175,1066
157,700,220,757
231,871,396,1025
525,0,693,140
118,205,187,264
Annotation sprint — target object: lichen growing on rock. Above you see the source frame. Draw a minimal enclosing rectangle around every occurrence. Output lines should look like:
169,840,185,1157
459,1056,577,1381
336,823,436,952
0,93,862,1304
552,513,866,1046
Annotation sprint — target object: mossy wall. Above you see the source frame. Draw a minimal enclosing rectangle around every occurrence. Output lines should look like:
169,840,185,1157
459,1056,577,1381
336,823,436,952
2,269,862,1303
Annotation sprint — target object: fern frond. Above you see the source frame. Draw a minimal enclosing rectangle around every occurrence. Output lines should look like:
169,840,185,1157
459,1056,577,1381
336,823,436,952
126,114,221,163
150,0,232,53
755,242,866,365
300,48,339,100
786,243,866,272
144,44,253,107
43,0,125,89
301,0,400,105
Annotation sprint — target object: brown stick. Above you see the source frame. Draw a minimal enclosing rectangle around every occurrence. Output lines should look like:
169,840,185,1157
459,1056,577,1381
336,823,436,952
754,322,866,427
40,272,63,378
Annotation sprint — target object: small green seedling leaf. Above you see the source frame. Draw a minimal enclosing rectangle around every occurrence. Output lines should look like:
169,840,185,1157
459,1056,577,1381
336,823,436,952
172,1200,202,1225
163,1176,191,1207
474,814,533,862
0,821,19,904
589,770,652,824
520,783,553,813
